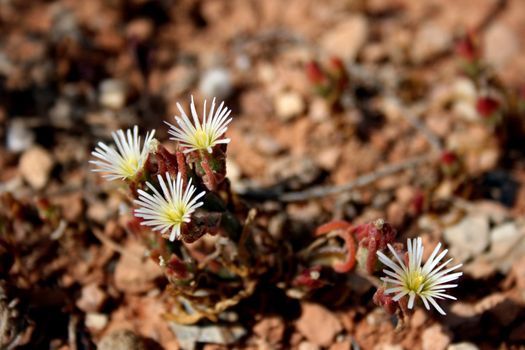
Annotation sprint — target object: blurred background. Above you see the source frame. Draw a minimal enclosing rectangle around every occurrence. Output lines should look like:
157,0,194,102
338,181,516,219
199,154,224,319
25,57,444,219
1,0,525,349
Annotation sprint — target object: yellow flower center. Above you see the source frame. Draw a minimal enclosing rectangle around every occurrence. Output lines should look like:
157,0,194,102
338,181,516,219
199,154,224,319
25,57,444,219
162,204,186,225
406,270,425,291
191,128,212,150
120,156,140,178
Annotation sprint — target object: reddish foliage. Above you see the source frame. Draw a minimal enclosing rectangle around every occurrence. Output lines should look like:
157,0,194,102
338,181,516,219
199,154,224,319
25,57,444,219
201,156,217,191
476,96,500,118
314,220,357,273
328,56,348,90
332,231,357,273
305,60,326,85
329,57,345,72
293,266,325,289
410,190,425,216
126,216,144,237
440,150,458,166
373,287,397,314
165,255,190,280
353,220,397,274
155,144,179,177
315,220,351,236
176,151,187,186
455,31,480,62
353,220,396,249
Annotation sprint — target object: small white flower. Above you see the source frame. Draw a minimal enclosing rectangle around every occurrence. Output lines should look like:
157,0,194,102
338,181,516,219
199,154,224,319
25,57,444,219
90,126,155,181
134,172,205,241
166,96,232,153
377,237,462,315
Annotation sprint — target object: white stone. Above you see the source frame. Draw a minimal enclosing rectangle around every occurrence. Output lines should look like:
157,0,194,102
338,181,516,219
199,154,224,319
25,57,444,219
99,79,127,110
422,324,450,350
451,78,478,121
19,146,54,190
483,23,519,69
453,101,478,122
374,345,404,350
321,15,369,61
489,222,521,258
85,313,108,331
411,23,452,63
298,341,320,350
7,120,34,152
453,78,477,102
444,215,490,262
488,221,525,273
274,91,304,121
198,67,233,100
49,98,72,128
447,342,480,350
309,98,330,122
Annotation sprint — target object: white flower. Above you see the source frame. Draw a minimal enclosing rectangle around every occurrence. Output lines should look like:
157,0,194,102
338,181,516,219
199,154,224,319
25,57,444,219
90,126,155,181
134,172,205,241
166,96,232,153
377,237,462,315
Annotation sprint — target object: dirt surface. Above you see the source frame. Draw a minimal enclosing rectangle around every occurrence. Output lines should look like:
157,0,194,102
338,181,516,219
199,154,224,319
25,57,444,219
1,0,525,349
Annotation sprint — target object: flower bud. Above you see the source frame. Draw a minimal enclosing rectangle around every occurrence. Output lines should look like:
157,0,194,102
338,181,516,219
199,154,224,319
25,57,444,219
476,96,502,125
353,219,397,274
328,56,348,91
305,60,326,86
455,31,480,63
455,31,482,77
440,150,461,177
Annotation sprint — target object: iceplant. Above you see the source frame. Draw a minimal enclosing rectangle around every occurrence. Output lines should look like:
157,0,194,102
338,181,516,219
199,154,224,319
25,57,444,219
134,172,205,241
166,96,232,153
377,237,462,315
90,126,155,181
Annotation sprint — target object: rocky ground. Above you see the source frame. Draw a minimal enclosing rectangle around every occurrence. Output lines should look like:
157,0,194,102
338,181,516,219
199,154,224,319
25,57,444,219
1,0,525,349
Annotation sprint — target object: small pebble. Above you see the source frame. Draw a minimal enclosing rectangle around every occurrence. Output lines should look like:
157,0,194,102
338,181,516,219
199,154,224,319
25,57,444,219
99,79,127,110
19,146,54,190
7,120,34,152
275,91,305,122
199,67,233,100
85,313,108,331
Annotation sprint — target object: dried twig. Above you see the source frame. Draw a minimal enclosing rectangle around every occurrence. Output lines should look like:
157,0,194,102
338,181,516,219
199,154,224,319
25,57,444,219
278,154,433,202
91,228,142,261
400,104,443,152
475,0,508,32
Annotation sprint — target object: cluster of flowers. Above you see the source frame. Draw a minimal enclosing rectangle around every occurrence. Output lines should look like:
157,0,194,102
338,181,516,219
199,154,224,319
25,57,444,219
90,96,461,316
91,96,232,241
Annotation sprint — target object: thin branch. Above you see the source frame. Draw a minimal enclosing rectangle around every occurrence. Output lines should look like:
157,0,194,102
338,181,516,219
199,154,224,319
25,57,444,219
400,104,443,152
475,0,508,32
278,154,433,202
91,228,142,261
